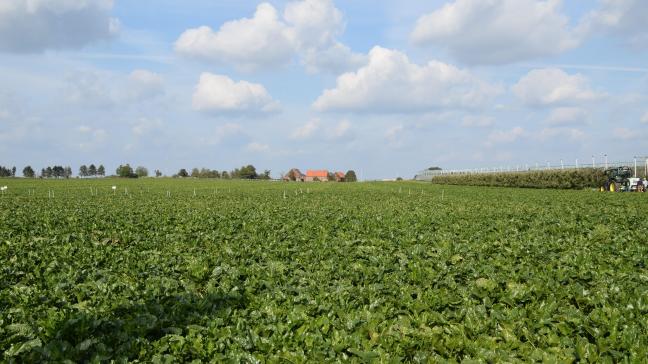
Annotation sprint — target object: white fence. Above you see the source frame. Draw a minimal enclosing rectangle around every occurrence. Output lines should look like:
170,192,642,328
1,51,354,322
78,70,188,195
415,157,648,181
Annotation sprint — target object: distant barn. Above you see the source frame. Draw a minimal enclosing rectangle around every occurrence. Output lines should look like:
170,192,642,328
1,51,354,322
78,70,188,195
283,168,305,182
305,170,329,182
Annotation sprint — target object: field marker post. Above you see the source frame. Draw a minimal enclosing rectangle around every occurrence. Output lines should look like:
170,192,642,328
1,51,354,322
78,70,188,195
283,190,286,199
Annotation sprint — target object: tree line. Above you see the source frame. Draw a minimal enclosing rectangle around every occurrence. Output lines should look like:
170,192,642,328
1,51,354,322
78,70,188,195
174,165,271,180
0,163,303,180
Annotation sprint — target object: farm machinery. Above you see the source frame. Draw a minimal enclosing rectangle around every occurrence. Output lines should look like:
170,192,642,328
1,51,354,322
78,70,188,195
601,166,636,192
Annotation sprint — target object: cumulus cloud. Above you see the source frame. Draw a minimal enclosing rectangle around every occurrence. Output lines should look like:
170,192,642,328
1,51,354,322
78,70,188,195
536,127,586,141
486,126,525,145
0,0,118,53
329,119,351,139
246,142,270,152
66,69,165,108
411,0,581,64
512,68,603,107
77,125,108,150
313,47,501,113
192,73,280,114
174,0,364,72
132,117,163,137
580,0,648,49
613,127,637,140
545,107,589,125
385,124,404,141
291,119,320,140
128,70,164,100
462,115,495,127
175,4,294,71
290,118,353,141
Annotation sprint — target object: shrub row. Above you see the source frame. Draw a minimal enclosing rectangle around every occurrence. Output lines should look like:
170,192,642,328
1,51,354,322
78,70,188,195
430,168,607,189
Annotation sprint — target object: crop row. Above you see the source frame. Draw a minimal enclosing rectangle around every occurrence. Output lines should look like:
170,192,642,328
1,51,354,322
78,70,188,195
430,169,609,189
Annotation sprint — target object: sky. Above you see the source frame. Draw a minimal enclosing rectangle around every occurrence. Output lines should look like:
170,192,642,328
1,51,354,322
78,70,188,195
1,0,647,179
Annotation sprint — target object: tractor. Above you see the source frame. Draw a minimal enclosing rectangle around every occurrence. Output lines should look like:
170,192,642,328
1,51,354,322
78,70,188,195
602,166,633,192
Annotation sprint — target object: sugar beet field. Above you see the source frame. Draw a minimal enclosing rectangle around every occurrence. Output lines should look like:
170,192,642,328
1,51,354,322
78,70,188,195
1,178,646,362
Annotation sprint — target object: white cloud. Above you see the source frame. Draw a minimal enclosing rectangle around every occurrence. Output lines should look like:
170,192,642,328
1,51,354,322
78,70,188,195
385,124,404,141
291,119,320,140
580,0,648,49
192,73,280,114
512,68,603,107
246,142,270,152
128,70,164,100
0,0,117,53
641,111,648,123
536,127,586,141
174,0,363,72
175,4,293,71
313,47,502,113
486,126,525,145
545,107,589,125
77,125,108,150
290,118,353,141
462,115,494,127
411,0,581,64
132,118,163,137
329,119,351,139
613,127,637,140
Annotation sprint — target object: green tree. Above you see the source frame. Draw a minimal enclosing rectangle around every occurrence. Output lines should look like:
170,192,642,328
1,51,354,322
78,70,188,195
22,166,35,178
177,168,189,178
155,169,162,177
88,164,97,177
97,165,105,177
237,165,257,179
79,165,88,177
191,168,200,178
11,166,16,177
221,171,229,179
116,164,136,178
64,166,73,178
345,170,357,182
135,166,148,178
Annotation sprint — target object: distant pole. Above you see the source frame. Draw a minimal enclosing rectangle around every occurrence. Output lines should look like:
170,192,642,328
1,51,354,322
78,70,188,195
592,155,595,168
560,160,564,170
634,157,638,178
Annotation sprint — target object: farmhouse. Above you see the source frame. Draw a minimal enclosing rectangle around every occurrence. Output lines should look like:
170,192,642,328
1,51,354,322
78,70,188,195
283,168,305,182
305,170,329,182
334,171,345,182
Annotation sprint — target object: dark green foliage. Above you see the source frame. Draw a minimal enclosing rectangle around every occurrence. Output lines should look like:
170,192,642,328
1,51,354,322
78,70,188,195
116,164,138,178
22,166,35,178
345,170,357,182
0,179,646,362
431,168,608,189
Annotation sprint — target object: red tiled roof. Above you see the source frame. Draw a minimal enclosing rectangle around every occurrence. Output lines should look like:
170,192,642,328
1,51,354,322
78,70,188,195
306,170,328,177
335,172,345,178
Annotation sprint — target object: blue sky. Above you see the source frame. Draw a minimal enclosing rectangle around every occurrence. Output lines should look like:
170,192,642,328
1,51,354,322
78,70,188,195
1,0,647,179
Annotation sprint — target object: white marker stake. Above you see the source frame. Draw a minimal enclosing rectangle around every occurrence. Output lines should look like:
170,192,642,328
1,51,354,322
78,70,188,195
283,190,287,199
